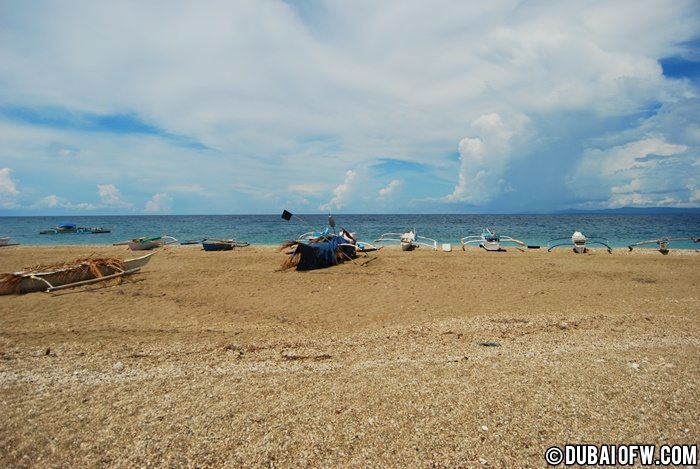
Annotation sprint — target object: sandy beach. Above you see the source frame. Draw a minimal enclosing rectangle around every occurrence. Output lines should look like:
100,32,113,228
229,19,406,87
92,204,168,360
0,244,698,467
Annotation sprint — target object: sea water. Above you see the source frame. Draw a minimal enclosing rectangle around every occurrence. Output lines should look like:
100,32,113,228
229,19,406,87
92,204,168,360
1,214,699,249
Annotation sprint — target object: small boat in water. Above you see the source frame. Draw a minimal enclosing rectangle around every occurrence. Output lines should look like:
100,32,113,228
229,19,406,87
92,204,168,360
547,231,612,254
114,235,178,251
0,237,19,247
0,252,155,295
374,228,437,251
461,228,525,251
40,223,110,234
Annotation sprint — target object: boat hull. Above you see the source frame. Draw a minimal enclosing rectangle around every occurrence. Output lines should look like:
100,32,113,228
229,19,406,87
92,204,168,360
481,241,502,251
202,242,234,251
128,241,161,251
0,253,154,295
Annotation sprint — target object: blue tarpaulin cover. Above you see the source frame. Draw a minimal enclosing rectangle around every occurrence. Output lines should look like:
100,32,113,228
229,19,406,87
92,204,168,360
295,236,354,271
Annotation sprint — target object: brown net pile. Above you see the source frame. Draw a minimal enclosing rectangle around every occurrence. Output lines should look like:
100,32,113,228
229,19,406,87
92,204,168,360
279,240,302,271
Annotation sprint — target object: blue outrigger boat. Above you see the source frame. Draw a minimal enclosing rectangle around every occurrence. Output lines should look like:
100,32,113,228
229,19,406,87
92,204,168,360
201,239,250,251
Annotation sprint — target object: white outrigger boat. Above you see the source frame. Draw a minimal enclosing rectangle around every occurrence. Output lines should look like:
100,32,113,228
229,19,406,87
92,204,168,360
547,231,612,254
114,235,178,251
460,228,525,251
0,252,155,295
0,236,19,247
628,236,699,254
374,228,437,251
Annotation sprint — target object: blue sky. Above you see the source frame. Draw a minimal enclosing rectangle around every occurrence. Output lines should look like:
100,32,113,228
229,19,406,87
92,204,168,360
0,0,699,215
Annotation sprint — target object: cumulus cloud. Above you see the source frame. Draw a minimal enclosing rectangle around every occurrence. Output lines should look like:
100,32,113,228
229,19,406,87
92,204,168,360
97,183,131,207
570,137,696,208
144,193,173,213
288,183,326,196
32,194,95,210
378,179,401,199
320,170,356,211
0,1,698,213
445,112,528,204
0,168,19,196
0,168,19,208
165,184,204,193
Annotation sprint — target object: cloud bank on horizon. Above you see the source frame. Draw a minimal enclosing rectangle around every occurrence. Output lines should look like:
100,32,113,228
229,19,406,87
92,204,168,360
0,0,699,215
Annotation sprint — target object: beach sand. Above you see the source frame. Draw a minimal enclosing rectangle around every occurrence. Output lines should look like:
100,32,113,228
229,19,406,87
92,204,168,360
1,244,698,467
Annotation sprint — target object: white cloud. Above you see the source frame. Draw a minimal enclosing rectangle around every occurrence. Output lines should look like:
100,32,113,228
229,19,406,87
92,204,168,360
571,136,697,208
0,168,19,199
288,183,326,196
97,183,131,207
445,112,528,204
320,170,356,211
165,184,204,193
57,148,79,157
144,193,173,213
0,1,698,213
378,179,401,198
32,194,95,210
690,189,700,203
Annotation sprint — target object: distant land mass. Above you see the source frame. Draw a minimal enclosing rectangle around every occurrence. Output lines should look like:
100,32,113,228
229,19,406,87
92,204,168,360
557,207,700,215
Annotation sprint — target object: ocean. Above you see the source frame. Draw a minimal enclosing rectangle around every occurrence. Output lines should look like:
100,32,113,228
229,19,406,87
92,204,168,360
1,214,699,249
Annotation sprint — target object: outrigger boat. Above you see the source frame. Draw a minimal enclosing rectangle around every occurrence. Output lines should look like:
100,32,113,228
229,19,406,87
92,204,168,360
286,210,379,253
39,223,110,234
547,231,612,254
461,228,525,251
374,228,437,251
201,238,251,251
628,236,700,254
114,235,178,251
280,210,379,271
0,252,154,295
0,237,19,247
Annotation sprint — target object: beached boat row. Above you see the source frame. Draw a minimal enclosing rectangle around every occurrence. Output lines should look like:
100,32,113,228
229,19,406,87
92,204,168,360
278,210,699,271
0,212,697,294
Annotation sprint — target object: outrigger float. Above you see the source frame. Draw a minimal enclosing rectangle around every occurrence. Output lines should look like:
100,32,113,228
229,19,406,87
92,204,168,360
461,228,525,252
374,228,437,251
628,236,699,254
547,231,612,254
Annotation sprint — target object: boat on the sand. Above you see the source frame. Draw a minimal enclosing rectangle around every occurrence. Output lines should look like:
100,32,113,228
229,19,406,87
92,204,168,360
0,252,155,295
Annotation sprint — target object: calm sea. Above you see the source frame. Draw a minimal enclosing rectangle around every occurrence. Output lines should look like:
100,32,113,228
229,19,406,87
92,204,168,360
1,214,699,249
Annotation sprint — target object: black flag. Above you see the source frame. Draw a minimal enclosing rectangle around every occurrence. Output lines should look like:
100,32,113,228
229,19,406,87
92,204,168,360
281,210,293,221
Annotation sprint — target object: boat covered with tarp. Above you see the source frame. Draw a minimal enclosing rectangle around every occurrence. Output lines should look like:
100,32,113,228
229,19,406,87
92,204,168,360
280,210,378,271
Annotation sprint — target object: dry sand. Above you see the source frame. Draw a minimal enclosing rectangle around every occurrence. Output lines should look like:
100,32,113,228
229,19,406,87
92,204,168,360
0,244,698,467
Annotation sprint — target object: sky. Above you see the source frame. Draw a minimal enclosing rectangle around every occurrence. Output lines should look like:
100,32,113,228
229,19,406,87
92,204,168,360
0,0,699,215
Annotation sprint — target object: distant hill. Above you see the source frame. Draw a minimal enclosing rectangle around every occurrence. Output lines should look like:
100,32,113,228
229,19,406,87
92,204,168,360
557,207,700,215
